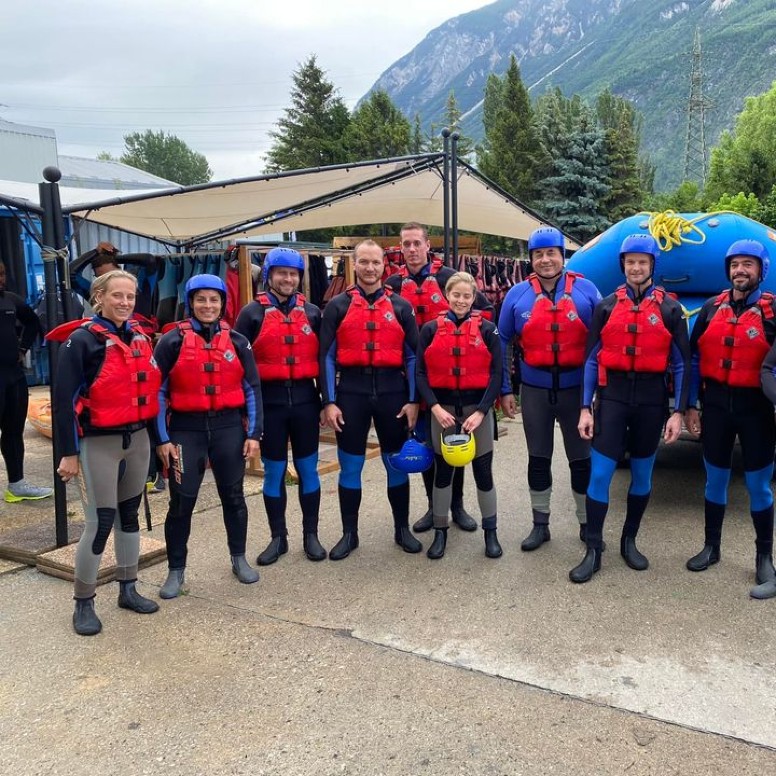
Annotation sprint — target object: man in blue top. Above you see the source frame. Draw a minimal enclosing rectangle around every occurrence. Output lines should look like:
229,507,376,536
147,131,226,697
499,227,601,552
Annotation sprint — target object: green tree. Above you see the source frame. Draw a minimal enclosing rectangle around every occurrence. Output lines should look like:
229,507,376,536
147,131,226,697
595,88,645,221
539,107,611,243
410,113,426,154
426,91,475,158
96,151,116,161
642,180,704,213
477,56,548,204
266,55,350,172
758,185,776,228
344,89,411,160
120,130,212,185
706,80,776,201
709,191,762,220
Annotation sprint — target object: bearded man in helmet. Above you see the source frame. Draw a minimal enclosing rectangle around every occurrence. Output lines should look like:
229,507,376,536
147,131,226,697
570,233,690,584
498,226,601,553
684,240,776,598
235,247,327,566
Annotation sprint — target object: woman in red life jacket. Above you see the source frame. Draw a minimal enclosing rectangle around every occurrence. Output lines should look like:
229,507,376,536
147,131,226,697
416,272,504,559
54,270,161,636
152,274,263,598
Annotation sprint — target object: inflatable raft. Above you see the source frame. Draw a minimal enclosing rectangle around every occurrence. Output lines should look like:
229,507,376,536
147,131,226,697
27,397,53,439
567,211,776,326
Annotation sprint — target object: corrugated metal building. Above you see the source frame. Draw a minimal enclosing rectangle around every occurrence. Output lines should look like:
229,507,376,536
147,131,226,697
0,119,58,183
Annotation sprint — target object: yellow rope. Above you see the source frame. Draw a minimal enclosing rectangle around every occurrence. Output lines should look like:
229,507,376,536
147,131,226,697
639,210,748,252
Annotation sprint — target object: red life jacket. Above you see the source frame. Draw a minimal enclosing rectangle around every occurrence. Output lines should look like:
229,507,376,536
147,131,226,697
598,286,672,386
520,272,588,369
168,320,246,412
698,291,774,388
252,293,319,381
399,259,449,328
80,320,160,428
336,286,405,368
424,312,492,391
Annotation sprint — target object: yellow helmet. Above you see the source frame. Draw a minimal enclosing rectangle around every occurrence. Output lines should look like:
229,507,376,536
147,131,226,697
440,431,476,467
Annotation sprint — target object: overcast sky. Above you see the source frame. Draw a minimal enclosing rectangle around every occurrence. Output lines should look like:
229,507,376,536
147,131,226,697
0,0,489,180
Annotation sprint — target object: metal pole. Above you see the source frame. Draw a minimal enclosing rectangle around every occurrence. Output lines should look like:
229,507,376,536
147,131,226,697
442,128,451,265
451,133,460,267
50,182,76,322
39,166,68,547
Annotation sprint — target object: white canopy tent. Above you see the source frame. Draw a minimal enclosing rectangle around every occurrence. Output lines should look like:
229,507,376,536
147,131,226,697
49,154,579,249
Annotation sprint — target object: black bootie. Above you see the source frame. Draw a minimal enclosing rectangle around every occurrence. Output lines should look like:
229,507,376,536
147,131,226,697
451,501,477,532
484,529,503,558
686,544,720,572
569,548,601,583
413,507,434,532
620,535,649,571
395,525,423,553
521,523,550,551
118,581,160,614
73,597,102,636
257,535,289,566
231,555,260,584
427,528,448,559
329,532,359,561
303,533,327,561
756,552,776,585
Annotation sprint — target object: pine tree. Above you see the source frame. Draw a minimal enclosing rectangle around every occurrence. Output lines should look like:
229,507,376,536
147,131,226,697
539,107,611,243
477,57,548,204
344,90,411,160
426,91,475,158
265,55,350,172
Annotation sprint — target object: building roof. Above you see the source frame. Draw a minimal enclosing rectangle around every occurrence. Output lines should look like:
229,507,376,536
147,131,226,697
58,155,176,190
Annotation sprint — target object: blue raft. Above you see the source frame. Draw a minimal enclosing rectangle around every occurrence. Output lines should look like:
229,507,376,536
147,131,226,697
566,212,776,327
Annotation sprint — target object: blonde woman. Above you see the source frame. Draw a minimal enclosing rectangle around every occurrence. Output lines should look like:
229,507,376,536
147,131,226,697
416,272,503,559
53,270,161,636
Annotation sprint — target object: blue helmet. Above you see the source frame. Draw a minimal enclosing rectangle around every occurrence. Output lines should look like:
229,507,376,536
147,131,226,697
387,434,434,474
185,273,227,315
619,233,660,276
262,247,305,285
725,239,770,282
528,226,565,261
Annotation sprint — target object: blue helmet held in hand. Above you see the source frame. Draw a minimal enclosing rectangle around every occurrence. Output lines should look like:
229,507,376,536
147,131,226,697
387,433,434,473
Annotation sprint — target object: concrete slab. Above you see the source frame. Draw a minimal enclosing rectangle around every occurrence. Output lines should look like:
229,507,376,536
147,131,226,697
2,414,776,774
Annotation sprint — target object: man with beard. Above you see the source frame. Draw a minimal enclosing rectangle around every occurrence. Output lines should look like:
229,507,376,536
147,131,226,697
685,240,776,595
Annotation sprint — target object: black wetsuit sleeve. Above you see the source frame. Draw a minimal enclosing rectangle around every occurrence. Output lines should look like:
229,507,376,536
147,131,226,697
233,301,265,345
663,298,691,412
478,320,503,413
319,293,349,405
232,331,263,440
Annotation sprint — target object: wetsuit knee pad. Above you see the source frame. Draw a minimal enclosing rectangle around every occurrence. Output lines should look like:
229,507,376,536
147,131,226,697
92,508,116,555
703,459,731,505
588,449,618,504
293,453,320,494
527,456,552,492
261,458,287,498
471,451,494,491
381,453,409,488
744,465,775,512
569,458,591,494
629,455,656,497
117,494,142,533
433,454,454,489
338,449,365,490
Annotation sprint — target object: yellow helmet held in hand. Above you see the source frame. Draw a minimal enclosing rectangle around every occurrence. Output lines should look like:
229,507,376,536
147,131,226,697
440,430,476,467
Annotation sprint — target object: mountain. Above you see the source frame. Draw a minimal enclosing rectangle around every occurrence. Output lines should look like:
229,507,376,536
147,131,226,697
367,0,776,191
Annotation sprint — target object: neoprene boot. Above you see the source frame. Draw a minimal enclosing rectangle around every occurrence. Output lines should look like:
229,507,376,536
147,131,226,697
484,528,503,559
329,532,359,561
755,552,776,585
303,533,327,561
427,528,447,559
413,507,434,533
231,555,260,584
257,536,289,566
521,523,550,552
118,581,160,614
73,597,102,636
620,535,649,571
569,548,602,583
159,568,186,599
750,578,776,599
686,544,720,572
451,500,477,532
395,525,423,553
579,523,606,551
